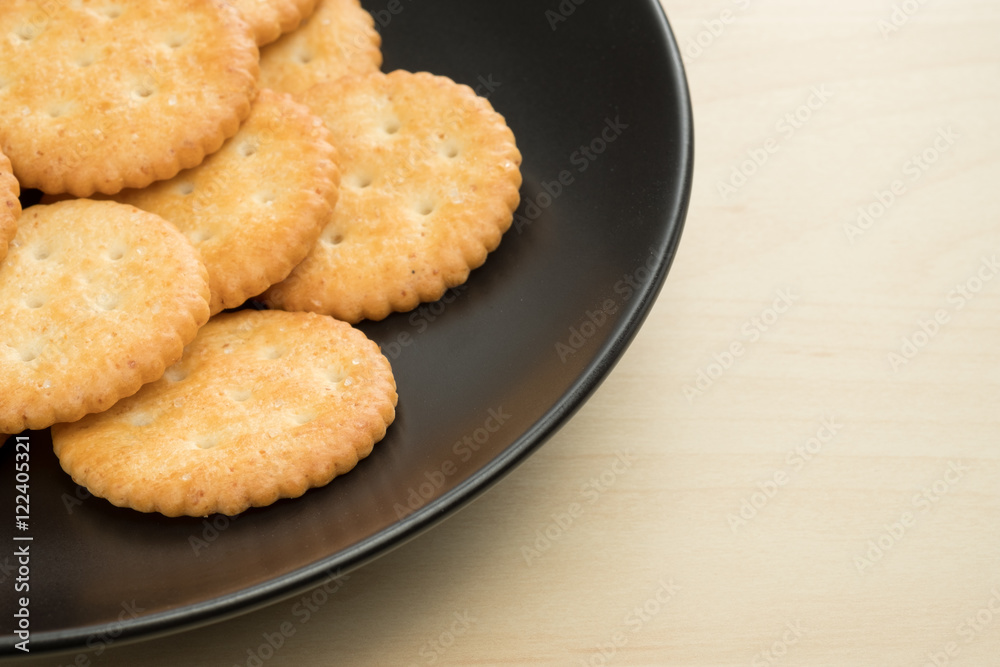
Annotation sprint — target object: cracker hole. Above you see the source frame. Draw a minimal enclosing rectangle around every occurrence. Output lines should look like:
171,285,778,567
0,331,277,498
293,413,316,426
415,200,436,216
164,366,188,382
32,245,51,260
319,229,343,248
195,436,219,450
14,25,39,41
95,293,119,311
296,50,313,64
189,229,213,243
106,246,125,261
165,33,188,49
325,369,345,384
254,191,276,205
98,6,123,19
346,173,372,189
440,143,460,158
177,182,194,195
130,413,153,427
238,142,257,157
75,54,95,68
261,347,284,360
227,388,252,402
23,295,45,309
19,348,39,363
133,84,156,100
383,119,401,135
48,105,69,119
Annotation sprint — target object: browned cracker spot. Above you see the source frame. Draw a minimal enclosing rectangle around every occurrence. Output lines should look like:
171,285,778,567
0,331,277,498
258,0,382,96
227,0,319,46
0,0,259,196
52,310,397,517
0,146,19,264
106,89,339,315
263,70,523,322
0,200,210,434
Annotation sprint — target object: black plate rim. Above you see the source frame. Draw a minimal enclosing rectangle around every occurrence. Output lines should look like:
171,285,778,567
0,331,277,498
9,0,693,657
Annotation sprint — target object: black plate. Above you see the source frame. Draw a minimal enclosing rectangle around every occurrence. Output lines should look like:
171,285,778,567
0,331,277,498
0,0,691,656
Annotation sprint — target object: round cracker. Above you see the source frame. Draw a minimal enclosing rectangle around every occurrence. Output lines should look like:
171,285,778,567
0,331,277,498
0,0,259,196
0,200,210,434
52,310,397,517
227,0,319,46
258,0,382,96
106,89,340,315
0,146,20,264
263,70,523,322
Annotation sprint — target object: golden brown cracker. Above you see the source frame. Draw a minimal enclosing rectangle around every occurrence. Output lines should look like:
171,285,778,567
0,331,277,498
227,0,319,46
0,200,210,434
106,89,339,315
0,147,19,264
263,70,522,322
0,0,259,196
258,0,382,96
52,309,397,517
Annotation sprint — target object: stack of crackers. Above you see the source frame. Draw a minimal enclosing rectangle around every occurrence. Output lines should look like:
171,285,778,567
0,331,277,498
0,0,522,517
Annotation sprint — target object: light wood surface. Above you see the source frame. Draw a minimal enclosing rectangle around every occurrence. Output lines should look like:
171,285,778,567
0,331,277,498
31,1,1000,665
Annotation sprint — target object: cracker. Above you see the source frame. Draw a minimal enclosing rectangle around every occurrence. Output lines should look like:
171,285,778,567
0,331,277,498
0,0,259,196
52,309,397,517
0,200,210,434
105,89,339,315
227,0,319,46
263,70,522,322
258,0,382,96
0,146,19,264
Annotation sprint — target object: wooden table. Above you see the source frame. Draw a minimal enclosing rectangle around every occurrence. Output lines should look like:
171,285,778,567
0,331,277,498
32,1,1000,664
